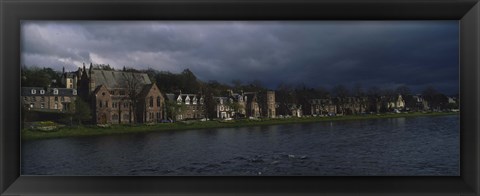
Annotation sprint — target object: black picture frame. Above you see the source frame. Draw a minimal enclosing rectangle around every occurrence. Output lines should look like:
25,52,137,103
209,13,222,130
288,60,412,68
1,0,479,195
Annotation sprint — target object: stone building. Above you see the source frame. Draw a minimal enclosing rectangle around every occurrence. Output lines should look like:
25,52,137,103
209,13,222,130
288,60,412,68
77,63,164,124
61,67,79,89
258,91,276,118
215,96,234,119
309,98,337,116
214,90,275,119
22,87,77,112
165,93,205,120
386,94,405,110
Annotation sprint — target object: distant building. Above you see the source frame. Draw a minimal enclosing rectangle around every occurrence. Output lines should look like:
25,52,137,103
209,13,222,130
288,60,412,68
288,104,303,117
386,94,405,110
61,67,79,89
22,87,77,112
215,96,234,119
412,95,429,111
309,98,337,116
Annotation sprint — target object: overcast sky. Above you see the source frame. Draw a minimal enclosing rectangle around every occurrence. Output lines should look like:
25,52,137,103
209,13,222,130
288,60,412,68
21,21,459,94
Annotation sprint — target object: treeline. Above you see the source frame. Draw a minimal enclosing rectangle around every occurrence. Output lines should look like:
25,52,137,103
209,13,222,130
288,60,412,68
21,66,63,88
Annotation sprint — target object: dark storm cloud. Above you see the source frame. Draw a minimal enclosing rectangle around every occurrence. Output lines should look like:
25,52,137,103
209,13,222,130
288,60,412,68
21,21,459,94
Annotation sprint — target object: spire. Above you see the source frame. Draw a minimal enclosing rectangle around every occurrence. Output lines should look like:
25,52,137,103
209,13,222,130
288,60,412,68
62,66,65,74
83,63,86,70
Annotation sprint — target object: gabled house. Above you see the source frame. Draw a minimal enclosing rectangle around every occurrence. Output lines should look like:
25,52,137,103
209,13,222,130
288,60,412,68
22,87,77,112
165,92,205,120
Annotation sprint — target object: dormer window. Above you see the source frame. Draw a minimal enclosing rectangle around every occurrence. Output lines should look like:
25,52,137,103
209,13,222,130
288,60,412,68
200,98,204,105
31,89,36,94
177,96,182,104
193,97,197,105
185,96,190,105
40,90,45,94
53,88,58,95
220,99,223,104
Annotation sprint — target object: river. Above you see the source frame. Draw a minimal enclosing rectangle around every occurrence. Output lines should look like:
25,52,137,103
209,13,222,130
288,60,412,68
21,115,459,176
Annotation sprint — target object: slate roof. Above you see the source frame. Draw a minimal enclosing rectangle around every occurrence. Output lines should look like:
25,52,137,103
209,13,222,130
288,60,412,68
22,87,77,96
91,70,151,89
138,84,155,98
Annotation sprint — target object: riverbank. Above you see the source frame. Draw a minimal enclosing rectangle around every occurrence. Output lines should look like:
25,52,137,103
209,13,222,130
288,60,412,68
21,112,458,141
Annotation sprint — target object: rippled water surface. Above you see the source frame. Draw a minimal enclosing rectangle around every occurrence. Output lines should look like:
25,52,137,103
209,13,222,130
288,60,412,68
22,115,459,176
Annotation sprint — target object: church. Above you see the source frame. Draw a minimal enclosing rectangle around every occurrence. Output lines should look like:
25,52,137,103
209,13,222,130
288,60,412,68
74,63,164,124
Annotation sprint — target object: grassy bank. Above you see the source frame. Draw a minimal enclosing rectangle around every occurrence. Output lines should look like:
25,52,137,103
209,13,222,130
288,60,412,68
21,112,458,141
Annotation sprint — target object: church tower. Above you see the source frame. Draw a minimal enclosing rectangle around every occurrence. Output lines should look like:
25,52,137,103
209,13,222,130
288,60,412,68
88,63,96,92
266,91,276,118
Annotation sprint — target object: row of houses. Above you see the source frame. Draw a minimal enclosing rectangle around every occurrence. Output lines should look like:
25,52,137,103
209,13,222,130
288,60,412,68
21,64,458,124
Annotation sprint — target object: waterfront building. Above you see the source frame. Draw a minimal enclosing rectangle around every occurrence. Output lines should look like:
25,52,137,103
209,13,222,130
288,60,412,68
22,87,77,112
77,63,164,124
165,92,205,120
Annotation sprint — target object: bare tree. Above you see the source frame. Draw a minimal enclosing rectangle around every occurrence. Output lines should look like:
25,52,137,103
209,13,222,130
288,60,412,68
121,72,144,123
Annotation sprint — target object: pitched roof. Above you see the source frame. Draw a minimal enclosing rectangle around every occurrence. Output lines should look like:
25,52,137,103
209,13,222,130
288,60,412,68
138,84,155,98
91,70,151,89
22,87,77,96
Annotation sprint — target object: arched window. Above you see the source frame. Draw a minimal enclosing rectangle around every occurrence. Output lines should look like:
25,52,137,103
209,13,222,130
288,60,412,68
157,96,161,107
149,96,154,107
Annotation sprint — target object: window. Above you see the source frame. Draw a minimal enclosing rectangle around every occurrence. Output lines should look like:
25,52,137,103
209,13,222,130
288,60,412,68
110,91,115,95
106,101,109,108
123,114,130,121
157,96,161,107
41,103,45,109
72,90,77,95
149,96,154,107
41,97,45,102
156,112,160,120
32,96,36,101
99,101,103,108
55,97,58,102
112,114,119,121
54,103,58,109
70,84,73,88
30,103,34,108
23,97,27,101
124,102,128,108
31,89,36,94
61,97,65,102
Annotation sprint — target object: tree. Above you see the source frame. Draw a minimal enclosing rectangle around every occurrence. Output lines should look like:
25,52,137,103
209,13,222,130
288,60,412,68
226,101,243,119
21,66,54,88
352,83,365,97
122,72,144,123
73,99,91,125
165,100,186,121
331,85,350,114
367,86,382,113
201,84,218,119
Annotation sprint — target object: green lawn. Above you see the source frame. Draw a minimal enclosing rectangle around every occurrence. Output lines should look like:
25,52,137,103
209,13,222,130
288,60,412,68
21,111,458,141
